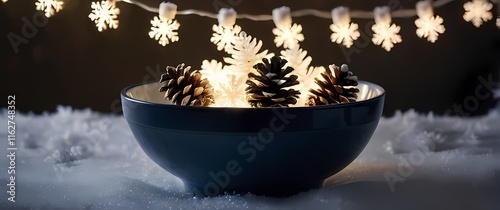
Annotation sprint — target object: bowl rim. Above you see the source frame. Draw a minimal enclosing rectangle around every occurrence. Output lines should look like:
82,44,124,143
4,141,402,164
121,80,385,111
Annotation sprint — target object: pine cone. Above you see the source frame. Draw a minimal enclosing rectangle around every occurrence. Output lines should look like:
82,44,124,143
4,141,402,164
246,56,300,107
159,63,215,106
307,64,359,106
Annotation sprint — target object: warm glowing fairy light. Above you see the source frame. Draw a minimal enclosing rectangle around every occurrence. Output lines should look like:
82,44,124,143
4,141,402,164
463,0,493,28
89,0,120,32
149,2,180,46
330,7,360,48
371,6,402,52
211,8,241,52
415,1,445,43
6,0,487,52
35,0,64,18
272,7,304,49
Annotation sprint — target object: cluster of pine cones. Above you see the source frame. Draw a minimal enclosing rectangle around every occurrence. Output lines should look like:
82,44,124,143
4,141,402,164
158,56,359,107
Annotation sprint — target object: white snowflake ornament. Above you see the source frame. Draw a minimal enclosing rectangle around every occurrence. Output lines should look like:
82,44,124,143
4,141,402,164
330,7,360,48
211,25,242,52
299,66,324,105
224,32,270,76
211,8,241,52
149,16,180,46
415,1,445,43
280,46,323,105
273,23,304,49
281,46,312,75
89,0,120,32
415,16,445,43
200,59,229,90
213,74,249,107
35,0,64,18
149,2,180,46
371,6,402,51
463,0,493,28
272,6,304,49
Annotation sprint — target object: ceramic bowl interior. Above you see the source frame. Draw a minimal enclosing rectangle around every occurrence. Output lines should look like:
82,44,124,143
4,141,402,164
125,81,384,106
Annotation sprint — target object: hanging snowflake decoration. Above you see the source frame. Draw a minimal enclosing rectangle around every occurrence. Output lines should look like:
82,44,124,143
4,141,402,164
35,0,64,18
330,7,360,48
271,6,304,49
213,74,249,107
371,7,402,51
415,16,445,43
210,25,242,52
88,0,120,32
200,59,229,90
330,23,360,48
273,23,305,49
414,2,445,43
463,0,493,28
372,23,402,51
149,16,180,46
224,32,271,76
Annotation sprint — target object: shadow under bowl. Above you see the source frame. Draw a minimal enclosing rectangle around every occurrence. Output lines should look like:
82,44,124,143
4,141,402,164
121,81,385,197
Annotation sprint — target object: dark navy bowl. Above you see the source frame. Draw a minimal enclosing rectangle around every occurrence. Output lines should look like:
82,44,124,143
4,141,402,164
121,81,385,197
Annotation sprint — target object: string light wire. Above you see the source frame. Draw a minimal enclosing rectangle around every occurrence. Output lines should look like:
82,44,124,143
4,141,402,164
118,0,460,20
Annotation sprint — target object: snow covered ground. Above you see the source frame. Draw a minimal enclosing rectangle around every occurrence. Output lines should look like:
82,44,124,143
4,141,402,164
1,105,499,210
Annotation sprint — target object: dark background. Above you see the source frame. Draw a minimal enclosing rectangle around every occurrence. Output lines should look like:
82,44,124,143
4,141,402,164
1,0,499,116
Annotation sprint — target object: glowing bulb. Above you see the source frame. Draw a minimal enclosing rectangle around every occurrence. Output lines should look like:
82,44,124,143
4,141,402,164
371,6,402,52
211,8,241,52
149,2,180,46
415,1,445,43
272,6,304,49
89,0,120,32
330,7,360,48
